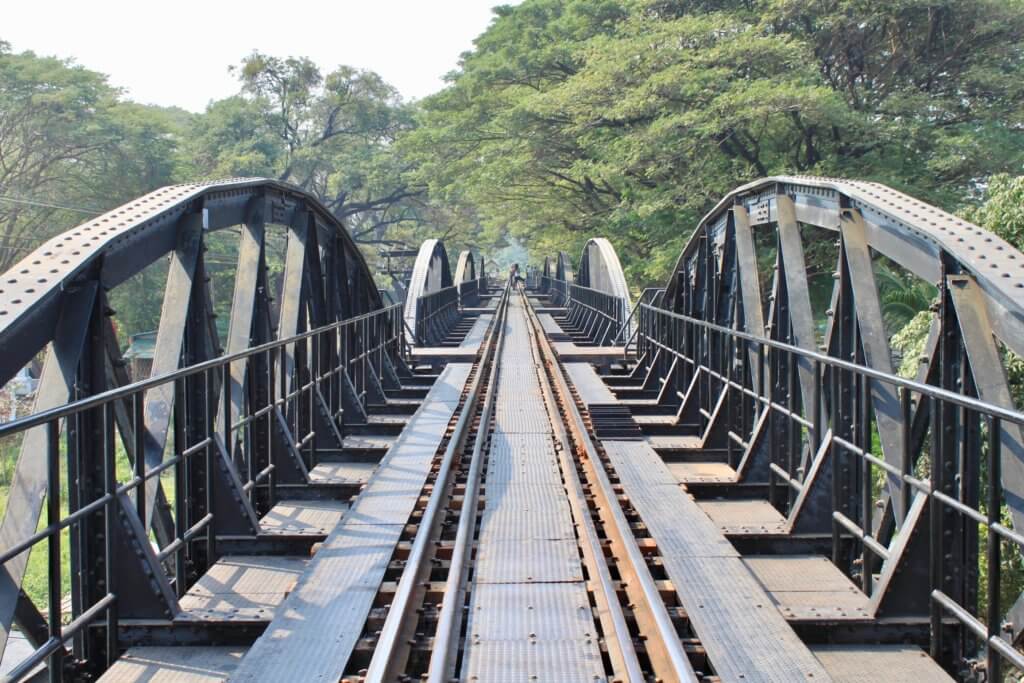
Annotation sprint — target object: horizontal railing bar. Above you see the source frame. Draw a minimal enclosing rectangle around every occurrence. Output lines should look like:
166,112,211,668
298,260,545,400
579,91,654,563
0,592,116,683
639,304,1024,426
831,511,890,561
0,305,403,437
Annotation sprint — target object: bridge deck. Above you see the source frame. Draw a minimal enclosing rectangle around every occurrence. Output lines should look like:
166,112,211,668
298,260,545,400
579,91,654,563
95,299,961,683
215,363,469,682
461,294,604,681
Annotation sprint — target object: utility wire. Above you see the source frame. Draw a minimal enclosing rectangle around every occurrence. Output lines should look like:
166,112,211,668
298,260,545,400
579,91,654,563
0,194,103,216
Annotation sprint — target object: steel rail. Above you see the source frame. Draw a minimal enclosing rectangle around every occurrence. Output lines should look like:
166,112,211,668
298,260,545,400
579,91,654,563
363,283,511,682
518,285,646,682
425,285,512,682
523,290,701,683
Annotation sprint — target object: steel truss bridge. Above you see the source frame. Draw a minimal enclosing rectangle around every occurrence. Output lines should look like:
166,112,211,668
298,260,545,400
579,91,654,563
0,177,1022,681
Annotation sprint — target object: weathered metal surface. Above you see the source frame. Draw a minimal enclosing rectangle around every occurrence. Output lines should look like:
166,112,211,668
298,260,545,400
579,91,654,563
564,363,617,404
177,556,308,623
744,555,872,621
605,439,830,681
307,461,377,484
462,295,602,683
99,647,244,682
229,363,472,682
258,499,348,536
810,645,953,682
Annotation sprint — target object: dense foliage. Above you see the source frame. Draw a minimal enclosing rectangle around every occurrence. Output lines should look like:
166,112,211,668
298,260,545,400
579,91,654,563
407,0,1024,286
2,0,1024,294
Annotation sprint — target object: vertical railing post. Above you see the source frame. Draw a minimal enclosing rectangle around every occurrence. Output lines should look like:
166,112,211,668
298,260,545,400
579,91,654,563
987,415,1002,681
46,419,62,683
204,370,217,566
132,393,145,523
174,378,188,596
102,404,118,668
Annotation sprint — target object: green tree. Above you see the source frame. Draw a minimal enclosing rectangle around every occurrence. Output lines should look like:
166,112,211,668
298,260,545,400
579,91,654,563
188,53,434,249
403,0,1024,286
0,42,185,272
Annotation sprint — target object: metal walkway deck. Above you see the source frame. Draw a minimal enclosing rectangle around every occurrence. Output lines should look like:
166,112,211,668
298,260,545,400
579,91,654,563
226,363,472,682
460,294,603,682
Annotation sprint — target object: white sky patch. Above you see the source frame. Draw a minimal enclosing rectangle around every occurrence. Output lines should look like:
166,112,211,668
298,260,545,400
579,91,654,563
3,0,515,111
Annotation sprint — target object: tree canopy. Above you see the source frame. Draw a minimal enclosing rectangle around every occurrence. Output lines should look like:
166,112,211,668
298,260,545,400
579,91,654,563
2,0,1023,292
404,0,1024,286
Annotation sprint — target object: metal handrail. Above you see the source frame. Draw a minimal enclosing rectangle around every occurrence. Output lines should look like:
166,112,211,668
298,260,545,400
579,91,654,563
612,287,665,347
636,302,1024,676
0,303,406,683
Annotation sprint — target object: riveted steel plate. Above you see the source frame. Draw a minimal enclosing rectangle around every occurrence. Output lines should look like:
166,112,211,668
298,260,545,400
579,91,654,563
478,483,575,541
461,639,605,683
666,461,738,484
464,583,596,641
666,557,830,680
177,556,308,623
99,646,244,682
811,645,953,682
474,539,584,584
744,555,860,593
308,461,376,484
605,439,828,679
602,440,679,486
485,449,563,487
493,404,554,433
341,434,397,450
421,362,473,406
771,590,872,621
230,524,404,681
564,363,617,404
459,314,493,351
259,499,348,536
698,499,788,526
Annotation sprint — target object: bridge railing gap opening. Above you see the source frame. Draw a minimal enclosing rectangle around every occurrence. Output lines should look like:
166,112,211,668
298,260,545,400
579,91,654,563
0,175,1023,681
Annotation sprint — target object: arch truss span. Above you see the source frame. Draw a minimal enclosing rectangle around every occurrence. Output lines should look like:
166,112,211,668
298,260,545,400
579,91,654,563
454,249,485,308
539,251,576,306
0,178,414,665
636,175,1024,659
404,239,455,345
553,239,632,346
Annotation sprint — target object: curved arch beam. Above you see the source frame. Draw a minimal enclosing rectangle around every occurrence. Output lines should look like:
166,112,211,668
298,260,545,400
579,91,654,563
578,237,632,313
663,175,1024,358
454,250,477,283
403,238,453,342
659,175,1024,534
0,178,381,386
556,251,575,283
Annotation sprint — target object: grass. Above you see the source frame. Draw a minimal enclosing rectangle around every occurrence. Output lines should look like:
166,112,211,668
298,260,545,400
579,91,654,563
1,432,176,615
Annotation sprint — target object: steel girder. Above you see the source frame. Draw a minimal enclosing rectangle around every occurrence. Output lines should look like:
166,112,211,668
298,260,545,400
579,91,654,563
403,239,453,344
643,176,1024,670
0,178,389,667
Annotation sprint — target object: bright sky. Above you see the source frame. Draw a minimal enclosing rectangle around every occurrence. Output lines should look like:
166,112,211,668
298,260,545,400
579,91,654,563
3,0,515,111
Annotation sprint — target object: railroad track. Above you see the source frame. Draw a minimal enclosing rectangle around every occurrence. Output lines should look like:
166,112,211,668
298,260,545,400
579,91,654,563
351,283,712,683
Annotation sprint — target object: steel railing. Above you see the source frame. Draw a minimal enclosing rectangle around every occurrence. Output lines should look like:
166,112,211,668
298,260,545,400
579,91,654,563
0,303,406,682
414,286,460,345
635,302,1024,678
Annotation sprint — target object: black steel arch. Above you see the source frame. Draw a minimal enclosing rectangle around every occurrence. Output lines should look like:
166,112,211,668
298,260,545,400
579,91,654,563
454,250,477,284
660,176,1024,524
0,178,382,385
403,239,453,343
556,251,575,283
639,176,1024,667
0,178,394,666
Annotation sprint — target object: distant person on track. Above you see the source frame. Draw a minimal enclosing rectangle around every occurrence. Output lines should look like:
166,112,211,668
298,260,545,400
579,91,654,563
510,263,525,287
